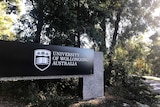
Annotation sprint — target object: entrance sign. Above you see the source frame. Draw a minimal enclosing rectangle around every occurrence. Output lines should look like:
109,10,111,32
0,40,104,100
0,40,94,77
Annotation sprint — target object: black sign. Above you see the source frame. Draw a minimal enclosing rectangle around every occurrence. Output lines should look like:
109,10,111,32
0,40,94,77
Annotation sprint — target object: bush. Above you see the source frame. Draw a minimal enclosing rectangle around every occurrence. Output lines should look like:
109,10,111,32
109,62,157,105
0,78,79,106
36,93,72,107
0,80,37,101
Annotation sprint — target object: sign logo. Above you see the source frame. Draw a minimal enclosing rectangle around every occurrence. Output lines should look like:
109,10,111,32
34,49,51,71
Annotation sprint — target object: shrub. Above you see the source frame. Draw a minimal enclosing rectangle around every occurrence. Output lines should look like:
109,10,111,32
109,62,158,105
0,78,79,106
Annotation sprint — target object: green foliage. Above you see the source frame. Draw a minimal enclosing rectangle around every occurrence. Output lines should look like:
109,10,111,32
0,1,14,40
147,32,160,76
15,0,117,49
0,81,39,101
36,92,72,107
104,37,157,105
15,0,159,50
110,62,157,105
105,0,160,86
109,37,149,76
0,79,79,106
0,0,20,40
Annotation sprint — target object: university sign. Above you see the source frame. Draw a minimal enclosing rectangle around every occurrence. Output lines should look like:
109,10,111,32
0,40,94,77
0,40,104,100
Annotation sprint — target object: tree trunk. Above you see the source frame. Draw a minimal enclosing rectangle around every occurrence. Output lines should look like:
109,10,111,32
76,0,83,98
100,18,107,53
33,2,44,90
34,11,43,43
105,9,122,86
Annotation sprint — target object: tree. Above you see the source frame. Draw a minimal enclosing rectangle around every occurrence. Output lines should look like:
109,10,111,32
2,0,160,103
15,0,109,47
147,32,160,76
14,0,160,88
14,0,116,98
105,0,160,85
0,1,15,40
0,0,21,40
